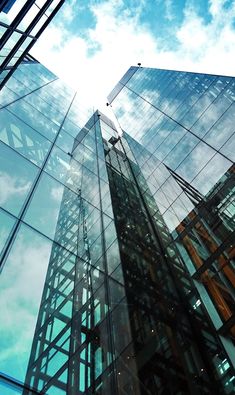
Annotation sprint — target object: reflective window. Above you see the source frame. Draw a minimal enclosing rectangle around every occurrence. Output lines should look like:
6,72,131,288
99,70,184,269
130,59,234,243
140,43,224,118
4,76,34,97
63,117,82,139
45,145,82,193
154,125,186,161
73,142,98,175
176,141,215,183
193,153,232,195
23,172,78,245
23,93,64,127
191,95,233,138
0,108,51,166
0,224,53,382
0,86,19,107
56,128,76,154
0,142,38,216
0,209,16,257
220,132,235,161
164,132,199,170
7,101,59,141
204,103,235,150
0,381,21,394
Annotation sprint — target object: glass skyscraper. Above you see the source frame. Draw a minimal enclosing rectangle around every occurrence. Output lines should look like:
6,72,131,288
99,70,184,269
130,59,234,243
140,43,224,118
0,62,235,394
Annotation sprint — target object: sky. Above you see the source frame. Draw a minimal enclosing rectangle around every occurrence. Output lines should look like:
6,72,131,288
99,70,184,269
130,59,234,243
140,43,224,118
30,0,235,114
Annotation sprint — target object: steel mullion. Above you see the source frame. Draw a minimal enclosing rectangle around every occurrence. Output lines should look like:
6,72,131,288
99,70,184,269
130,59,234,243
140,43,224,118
0,0,36,48
0,0,65,90
1,0,54,70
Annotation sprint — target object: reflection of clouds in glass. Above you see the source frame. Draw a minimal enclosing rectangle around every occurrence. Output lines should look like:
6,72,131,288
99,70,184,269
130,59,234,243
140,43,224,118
24,174,67,241
204,103,235,150
0,210,15,255
66,93,94,130
193,154,232,196
0,226,52,381
112,87,158,142
220,132,235,162
192,97,230,138
0,172,30,205
7,99,58,141
50,185,64,202
176,141,215,183
162,209,179,233
141,88,160,104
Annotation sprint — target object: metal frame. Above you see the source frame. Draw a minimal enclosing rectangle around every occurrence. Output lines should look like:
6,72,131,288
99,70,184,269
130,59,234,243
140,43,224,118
0,0,65,90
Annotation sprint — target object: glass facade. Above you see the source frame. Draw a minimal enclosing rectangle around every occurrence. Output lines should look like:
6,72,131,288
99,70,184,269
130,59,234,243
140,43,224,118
0,63,235,394
108,66,235,392
0,0,65,89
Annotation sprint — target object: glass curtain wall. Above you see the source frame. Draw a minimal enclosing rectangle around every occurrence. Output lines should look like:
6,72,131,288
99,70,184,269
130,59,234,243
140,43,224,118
0,61,111,394
1,61,235,395
108,66,235,392
0,0,65,89
103,130,235,394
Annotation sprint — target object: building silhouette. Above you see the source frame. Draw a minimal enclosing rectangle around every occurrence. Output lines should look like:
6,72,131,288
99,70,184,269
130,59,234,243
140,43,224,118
0,63,234,394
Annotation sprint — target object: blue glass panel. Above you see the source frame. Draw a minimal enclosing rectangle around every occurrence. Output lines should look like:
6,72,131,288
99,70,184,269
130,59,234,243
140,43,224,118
0,109,51,166
220,132,235,161
56,128,76,153
0,86,19,108
7,101,58,141
0,142,38,216
164,132,199,170
0,381,22,394
204,103,235,150
45,145,82,193
0,209,16,257
0,224,53,382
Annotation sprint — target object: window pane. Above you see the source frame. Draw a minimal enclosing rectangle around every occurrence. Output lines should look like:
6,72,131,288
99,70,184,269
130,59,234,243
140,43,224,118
56,128,76,153
220,132,235,161
164,133,199,170
193,154,232,195
22,93,64,127
23,173,80,251
0,109,51,166
0,224,52,382
0,142,38,216
0,209,16,257
7,101,58,141
176,141,215,183
45,145,82,193
0,86,19,107
204,103,235,150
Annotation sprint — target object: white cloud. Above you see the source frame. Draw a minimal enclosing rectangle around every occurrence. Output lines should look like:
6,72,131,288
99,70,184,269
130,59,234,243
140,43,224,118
30,0,235,123
165,0,174,21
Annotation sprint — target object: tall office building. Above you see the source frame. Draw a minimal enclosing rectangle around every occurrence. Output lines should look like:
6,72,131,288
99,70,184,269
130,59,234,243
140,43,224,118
0,62,235,394
107,66,235,391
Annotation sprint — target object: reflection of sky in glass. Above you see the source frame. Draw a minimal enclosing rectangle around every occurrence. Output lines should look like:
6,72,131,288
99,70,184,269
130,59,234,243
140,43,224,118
0,142,38,217
0,381,21,395
23,172,66,241
0,108,52,166
0,209,16,256
0,224,52,382
111,67,235,234
7,100,59,141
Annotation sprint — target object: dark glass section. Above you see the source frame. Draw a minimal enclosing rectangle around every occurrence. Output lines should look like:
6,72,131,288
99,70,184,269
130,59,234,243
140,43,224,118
104,133,235,394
